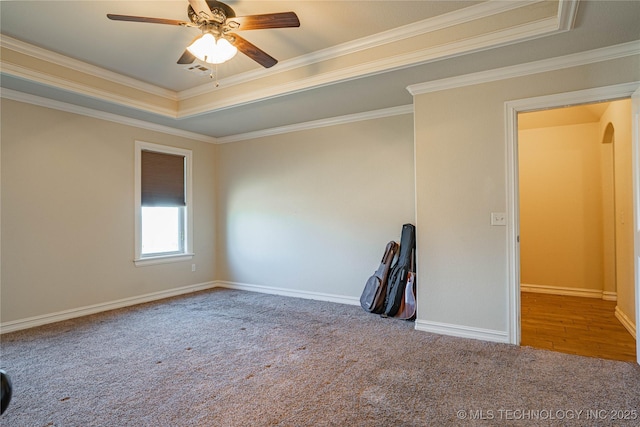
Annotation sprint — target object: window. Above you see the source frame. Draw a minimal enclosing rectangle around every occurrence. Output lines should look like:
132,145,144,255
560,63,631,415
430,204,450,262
134,141,193,266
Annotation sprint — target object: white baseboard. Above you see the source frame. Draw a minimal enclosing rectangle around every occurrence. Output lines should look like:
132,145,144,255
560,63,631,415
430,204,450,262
219,281,514,345
614,306,637,338
521,283,615,300
214,280,361,306
0,281,217,334
1,279,514,348
0,280,362,334
414,319,510,344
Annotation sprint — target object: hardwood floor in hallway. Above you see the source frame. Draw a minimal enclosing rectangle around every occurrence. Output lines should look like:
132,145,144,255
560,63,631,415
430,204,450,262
520,292,637,362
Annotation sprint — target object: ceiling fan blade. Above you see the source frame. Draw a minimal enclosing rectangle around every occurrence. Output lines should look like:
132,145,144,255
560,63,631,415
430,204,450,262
229,12,300,30
177,50,196,64
188,0,214,21
107,14,189,26
231,34,277,68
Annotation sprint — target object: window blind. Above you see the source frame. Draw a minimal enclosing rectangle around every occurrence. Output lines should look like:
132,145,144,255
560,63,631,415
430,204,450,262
141,150,186,207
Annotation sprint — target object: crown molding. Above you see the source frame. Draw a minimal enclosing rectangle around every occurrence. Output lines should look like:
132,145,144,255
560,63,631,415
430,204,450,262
178,15,562,118
0,88,218,144
179,0,554,101
407,41,640,95
0,86,411,145
215,105,413,144
558,0,580,31
4,1,542,106
2,0,573,120
1,62,177,118
0,35,177,101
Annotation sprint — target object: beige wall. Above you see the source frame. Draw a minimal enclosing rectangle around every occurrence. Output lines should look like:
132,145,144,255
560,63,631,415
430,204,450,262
515,98,635,327
601,99,635,323
215,114,416,297
413,56,639,334
1,101,413,325
1,99,217,323
518,123,604,291
2,54,638,340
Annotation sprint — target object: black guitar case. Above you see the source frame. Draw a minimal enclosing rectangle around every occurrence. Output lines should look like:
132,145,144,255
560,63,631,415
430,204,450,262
383,223,416,317
360,241,399,313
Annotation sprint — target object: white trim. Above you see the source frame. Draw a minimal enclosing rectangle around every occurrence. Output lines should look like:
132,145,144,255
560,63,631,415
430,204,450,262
215,281,360,306
0,280,361,334
289,0,544,73
0,88,218,144
2,1,567,116
2,1,577,120
1,62,177,118
134,253,195,267
505,82,640,114
178,16,564,118
134,141,194,265
615,306,637,338
633,86,640,363
216,105,413,144
0,35,177,100
0,88,409,145
414,319,510,344
179,0,557,100
505,93,521,346
505,82,640,347
521,283,611,299
0,281,217,334
557,0,580,31
407,41,640,95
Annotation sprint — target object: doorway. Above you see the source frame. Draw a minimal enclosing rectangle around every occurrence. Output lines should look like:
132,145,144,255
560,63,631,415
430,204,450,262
517,100,636,361
505,83,640,364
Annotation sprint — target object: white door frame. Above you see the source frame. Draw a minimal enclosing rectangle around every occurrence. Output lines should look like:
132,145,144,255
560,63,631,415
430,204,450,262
632,85,640,364
505,81,640,364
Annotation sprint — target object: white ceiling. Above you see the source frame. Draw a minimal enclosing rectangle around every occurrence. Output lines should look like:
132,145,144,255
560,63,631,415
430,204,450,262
1,1,639,141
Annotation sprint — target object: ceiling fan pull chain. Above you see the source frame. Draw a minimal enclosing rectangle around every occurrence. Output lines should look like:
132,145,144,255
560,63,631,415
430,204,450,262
202,55,218,87
207,57,213,80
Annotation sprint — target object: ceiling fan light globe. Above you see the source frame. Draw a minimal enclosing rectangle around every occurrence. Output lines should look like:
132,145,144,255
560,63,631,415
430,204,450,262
187,33,237,64
212,38,238,63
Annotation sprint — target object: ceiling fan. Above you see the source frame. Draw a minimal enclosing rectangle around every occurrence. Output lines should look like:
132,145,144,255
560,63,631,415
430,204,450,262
107,0,300,68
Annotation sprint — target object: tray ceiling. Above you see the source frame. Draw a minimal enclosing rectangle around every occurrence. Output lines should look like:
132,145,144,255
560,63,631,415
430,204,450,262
1,1,639,141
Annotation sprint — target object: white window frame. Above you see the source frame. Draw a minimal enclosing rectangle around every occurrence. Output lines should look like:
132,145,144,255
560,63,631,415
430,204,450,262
134,141,194,267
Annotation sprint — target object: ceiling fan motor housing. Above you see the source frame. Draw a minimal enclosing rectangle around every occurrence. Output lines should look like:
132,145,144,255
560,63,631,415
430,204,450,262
188,1,236,25
107,0,298,69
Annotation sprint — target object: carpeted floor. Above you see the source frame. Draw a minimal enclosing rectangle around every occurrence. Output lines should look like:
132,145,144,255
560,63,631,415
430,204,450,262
1,288,639,426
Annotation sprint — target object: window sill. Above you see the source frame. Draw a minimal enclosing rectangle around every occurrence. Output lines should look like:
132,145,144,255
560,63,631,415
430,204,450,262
134,253,194,267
